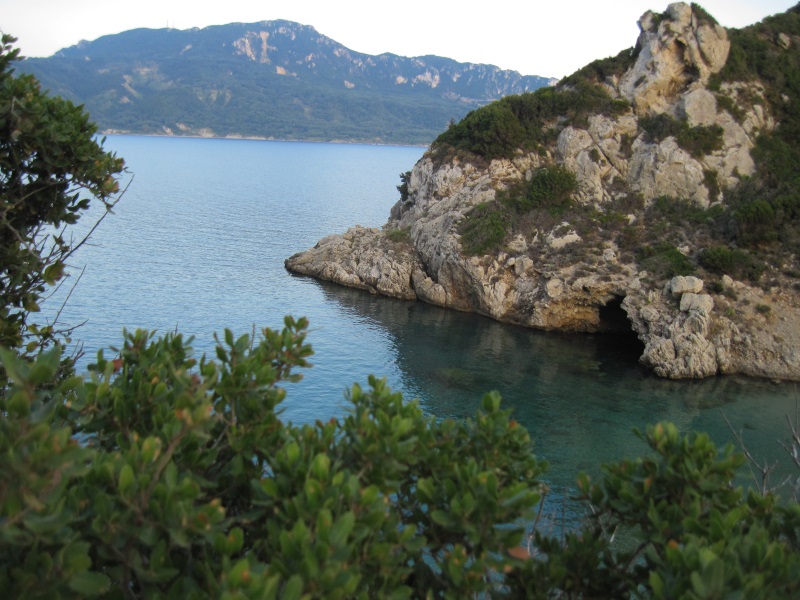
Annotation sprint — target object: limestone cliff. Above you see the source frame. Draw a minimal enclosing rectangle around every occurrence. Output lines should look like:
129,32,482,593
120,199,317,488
286,3,800,381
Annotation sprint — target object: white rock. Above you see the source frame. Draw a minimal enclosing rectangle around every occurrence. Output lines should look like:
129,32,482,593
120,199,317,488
546,278,565,299
628,138,709,207
547,226,581,249
514,256,534,276
680,88,717,127
507,234,528,254
670,275,704,297
680,293,714,313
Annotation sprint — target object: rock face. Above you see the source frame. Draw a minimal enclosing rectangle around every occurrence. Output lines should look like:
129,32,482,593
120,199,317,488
286,3,800,381
618,3,730,114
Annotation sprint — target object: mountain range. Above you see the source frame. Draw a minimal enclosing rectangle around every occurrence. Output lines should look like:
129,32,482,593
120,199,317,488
17,20,554,145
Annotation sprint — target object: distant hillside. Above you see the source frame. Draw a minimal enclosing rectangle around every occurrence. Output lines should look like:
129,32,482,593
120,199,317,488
17,20,554,145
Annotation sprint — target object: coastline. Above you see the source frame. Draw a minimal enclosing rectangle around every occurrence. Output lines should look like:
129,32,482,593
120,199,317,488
100,129,429,149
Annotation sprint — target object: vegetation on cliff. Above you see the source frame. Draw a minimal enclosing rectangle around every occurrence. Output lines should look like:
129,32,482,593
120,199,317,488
459,166,578,255
433,79,630,163
713,4,800,249
437,4,800,291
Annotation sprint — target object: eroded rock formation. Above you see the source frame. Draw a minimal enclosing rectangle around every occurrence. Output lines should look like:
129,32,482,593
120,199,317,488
286,3,800,380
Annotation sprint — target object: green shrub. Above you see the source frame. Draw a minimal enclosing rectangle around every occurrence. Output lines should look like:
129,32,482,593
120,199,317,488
510,423,800,597
640,113,684,142
458,201,514,255
432,79,629,163
735,199,778,245
638,243,695,278
386,227,411,243
0,34,124,357
4,335,800,598
396,171,411,202
561,47,640,86
704,169,721,201
0,325,548,598
699,245,765,281
619,133,634,156
640,114,724,158
711,6,800,253
677,123,724,158
647,195,723,227
715,93,746,123
515,165,578,214
691,3,719,26
458,166,577,256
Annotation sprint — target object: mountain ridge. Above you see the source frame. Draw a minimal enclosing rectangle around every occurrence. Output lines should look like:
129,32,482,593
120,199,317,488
18,20,554,145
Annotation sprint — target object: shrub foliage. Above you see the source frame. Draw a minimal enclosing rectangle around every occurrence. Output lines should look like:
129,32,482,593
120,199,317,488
459,166,578,256
0,34,124,355
432,79,629,162
2,332,800,597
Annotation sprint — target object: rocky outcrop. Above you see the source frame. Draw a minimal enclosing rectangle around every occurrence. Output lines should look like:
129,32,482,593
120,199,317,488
618,3,730,114
286,226,420,300
286,3,800,381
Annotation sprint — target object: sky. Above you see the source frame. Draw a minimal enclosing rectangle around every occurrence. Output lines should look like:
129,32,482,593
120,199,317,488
1,0,797,79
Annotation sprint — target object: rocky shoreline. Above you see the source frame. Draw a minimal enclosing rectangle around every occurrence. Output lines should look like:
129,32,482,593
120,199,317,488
287,3,800,381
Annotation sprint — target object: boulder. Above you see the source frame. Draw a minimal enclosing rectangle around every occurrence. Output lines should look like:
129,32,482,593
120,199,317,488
669,275,704,297
680,293,714,313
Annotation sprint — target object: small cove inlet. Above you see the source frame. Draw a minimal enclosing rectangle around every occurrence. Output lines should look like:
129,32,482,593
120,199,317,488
45,134,799,509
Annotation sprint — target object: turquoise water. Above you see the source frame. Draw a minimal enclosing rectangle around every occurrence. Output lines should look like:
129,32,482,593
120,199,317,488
47,135,799,515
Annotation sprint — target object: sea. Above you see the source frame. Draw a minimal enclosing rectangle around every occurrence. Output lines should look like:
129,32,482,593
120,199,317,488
44,134,799,522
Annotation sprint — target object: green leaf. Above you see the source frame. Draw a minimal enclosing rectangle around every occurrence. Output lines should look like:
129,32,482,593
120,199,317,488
417,477,435,501
285,442,300,467
227,528,244,554
310,453,330,480
690,571,708,597
24,509,71,535
430,510,456,528
0,347,28,387
68,571,111,596
118,464,135,493
649,571,665,598
282,574,304,600
481,391,501,413
329,511,355,547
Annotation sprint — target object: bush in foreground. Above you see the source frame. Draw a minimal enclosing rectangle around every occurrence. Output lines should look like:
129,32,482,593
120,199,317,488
2,321,799,598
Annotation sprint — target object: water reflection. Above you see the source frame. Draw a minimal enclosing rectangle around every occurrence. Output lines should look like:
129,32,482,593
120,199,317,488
314,280,799,496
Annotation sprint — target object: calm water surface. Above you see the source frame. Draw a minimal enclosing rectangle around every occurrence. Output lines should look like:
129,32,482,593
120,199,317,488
47,135,799,515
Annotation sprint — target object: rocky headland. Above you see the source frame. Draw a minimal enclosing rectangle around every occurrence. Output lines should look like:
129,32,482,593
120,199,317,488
287,3,800,380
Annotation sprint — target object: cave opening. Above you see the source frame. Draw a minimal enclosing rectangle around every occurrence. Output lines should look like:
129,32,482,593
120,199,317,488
597,295,646,357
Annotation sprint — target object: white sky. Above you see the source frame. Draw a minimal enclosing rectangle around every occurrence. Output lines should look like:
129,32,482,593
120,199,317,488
1,1,796,79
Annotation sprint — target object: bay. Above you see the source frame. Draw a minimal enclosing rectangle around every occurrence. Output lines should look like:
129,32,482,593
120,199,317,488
46,134,799,518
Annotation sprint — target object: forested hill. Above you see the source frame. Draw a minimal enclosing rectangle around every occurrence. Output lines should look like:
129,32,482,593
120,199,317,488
17,20,554,145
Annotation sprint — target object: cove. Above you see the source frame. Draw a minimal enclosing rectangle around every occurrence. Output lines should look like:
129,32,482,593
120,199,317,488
46,134,799,509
